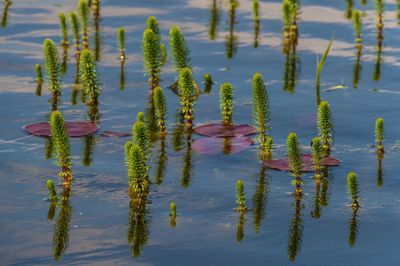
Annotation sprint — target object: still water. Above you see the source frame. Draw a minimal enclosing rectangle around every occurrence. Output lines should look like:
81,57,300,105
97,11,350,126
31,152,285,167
1,0,400,265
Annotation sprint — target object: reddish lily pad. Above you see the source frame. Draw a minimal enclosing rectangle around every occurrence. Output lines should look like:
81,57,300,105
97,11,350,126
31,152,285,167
24,122,98,137
263,154,340,172
192,136,253,155
100,131,131,137
194,123,257,137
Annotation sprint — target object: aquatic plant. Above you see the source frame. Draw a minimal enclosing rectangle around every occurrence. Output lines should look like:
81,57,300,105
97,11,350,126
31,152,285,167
317,101,333,157
208,0,220,40
92,0,101,61
153,86,167,136
170,201,176,227
397,0,400,25
58,13,69,48
143,28,161,90
236,179,247,212
236,211,245,242
352,9,362,51
203,73,213,94
316,38,333,105
377,157,383,187
282,0,299,53
53,195,72,261
311,137,322,179
375,117,384,158
132,112,151,157
1,0,11,28
169,26,191,71
348,207,359,247
287,132,303,197
117,27,125,63
43,39,61,96
35,64,43,86
219,83,234,125
78,0,89,49
125,141,149,202
69,11,81,68
252,73,272,160
50,111,72,186
179,67,197,129
226,0,238,59
80,49,100,105
375,0,384,41
160,43,167,66
252,0,260,48
252,167,267,233
127,201,149,257
347,172,359,209
345,0,353,19
287,198,303,261
47,179,58,202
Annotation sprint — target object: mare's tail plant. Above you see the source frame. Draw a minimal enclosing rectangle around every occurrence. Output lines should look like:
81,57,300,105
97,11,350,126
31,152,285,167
287,132,303,198
375,117,384,159
236,180,247,212
219,83,234,125
252,73,272,160
118,27,126,64
35,64,43,86
78,0,89,49
43,39,61,96
347,172,359,209
352,9,362,52
375,0,384,41
59,13,69,48
179,67,197,129
203,73,214,94
47,179,58,202
70,11,81,74
170,201,176,227
317,101,333,157
125,141,149,205
132,112,151,158
80,49,100,105
252,0,260,48
143,28,161,90
153,87,167,137
50,111,72,186
311,137,322,179
169,26,191,72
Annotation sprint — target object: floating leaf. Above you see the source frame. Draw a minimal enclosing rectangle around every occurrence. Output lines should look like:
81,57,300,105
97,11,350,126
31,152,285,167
263,154,340,172
192,136,253,155
194,123,256,137
24,122,97,137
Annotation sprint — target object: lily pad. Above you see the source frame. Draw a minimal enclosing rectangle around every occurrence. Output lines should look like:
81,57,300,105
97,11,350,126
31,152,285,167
24,122,98,137
192,136,253,155
263,154,340,172
100,131,131,137
194,123,257,137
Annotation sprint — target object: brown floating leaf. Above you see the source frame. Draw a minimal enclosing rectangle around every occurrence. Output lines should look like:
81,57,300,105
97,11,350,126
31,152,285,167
263,154,340,172
100,131,131,137
192,136,253,155
194,123,257,137
24,122,98,137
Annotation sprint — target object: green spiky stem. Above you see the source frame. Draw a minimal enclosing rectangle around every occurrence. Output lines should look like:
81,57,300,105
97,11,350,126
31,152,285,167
143,28,161,90
131,112,150,158
50,111,72,187
153,87,167,137
347,172,359,209
179,68,196,129
59,13,69,48
43,39,61,96
80,49,100,105
35,64,43,85
47,179,58,202
287,132,303,197
78,0,89,49
219,83,234,125
118,27,126,64
236,179,247,212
